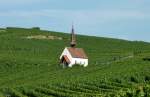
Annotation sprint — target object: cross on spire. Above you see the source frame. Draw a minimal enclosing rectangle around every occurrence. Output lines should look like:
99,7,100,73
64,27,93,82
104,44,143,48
70,24,76,47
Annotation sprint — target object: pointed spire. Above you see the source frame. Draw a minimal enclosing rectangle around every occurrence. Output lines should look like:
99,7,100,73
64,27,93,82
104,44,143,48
70,24,76,47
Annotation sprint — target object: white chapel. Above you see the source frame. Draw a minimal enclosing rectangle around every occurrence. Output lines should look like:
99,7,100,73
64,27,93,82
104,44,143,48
60,25,88,67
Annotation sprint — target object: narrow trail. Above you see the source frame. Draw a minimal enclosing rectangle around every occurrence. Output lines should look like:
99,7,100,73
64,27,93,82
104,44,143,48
96,55,134,65
89,55,134,72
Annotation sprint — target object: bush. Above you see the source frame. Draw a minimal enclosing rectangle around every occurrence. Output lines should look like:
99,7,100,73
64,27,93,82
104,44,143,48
145,76,150,81
143,57,150,61
113,78,122,83
32,27,40,30
143,85,150,97
130,76,139,83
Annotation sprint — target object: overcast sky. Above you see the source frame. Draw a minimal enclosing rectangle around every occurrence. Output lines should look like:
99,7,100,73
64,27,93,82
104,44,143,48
0,0,150,42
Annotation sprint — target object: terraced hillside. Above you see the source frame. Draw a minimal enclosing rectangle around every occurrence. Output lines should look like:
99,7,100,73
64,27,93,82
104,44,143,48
0,27,150,97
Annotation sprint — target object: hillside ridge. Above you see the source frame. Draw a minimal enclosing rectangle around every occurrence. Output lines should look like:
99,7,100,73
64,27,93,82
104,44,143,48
0,27,150,96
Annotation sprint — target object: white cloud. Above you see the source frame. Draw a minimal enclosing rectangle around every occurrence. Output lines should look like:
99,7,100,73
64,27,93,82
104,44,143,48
0,9,149,32
0,0,44,6
0,9,149,31
0,0,40,4
0,9,149,22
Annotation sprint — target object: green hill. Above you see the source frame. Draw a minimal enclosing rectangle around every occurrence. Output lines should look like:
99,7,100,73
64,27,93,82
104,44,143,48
0,27,150,97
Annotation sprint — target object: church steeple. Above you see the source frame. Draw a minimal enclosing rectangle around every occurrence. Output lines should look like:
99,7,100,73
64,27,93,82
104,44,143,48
70,24,76,47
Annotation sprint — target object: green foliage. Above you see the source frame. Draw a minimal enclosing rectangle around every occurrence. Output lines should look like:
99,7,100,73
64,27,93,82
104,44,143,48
32,27,40,30
145,76,150,82
0,27,150,96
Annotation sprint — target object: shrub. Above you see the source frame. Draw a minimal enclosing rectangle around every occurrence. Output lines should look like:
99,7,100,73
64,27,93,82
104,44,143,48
113,78,122,83
130,76,139,83
145,76,150,82
143,85,150,97
32,27,40,30
143,57,150,61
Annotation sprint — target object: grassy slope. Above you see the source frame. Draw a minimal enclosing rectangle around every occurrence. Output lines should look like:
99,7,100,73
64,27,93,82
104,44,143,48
0,27,150,96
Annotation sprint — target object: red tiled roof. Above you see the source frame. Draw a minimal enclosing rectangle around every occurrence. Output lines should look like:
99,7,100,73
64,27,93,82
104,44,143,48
64,55,71,63
67,47,88,59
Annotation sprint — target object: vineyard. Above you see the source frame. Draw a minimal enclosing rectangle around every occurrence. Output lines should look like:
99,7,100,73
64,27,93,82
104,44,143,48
0,27,150,97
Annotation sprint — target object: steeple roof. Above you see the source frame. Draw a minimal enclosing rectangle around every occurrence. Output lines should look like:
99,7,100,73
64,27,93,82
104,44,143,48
70,24,76,47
